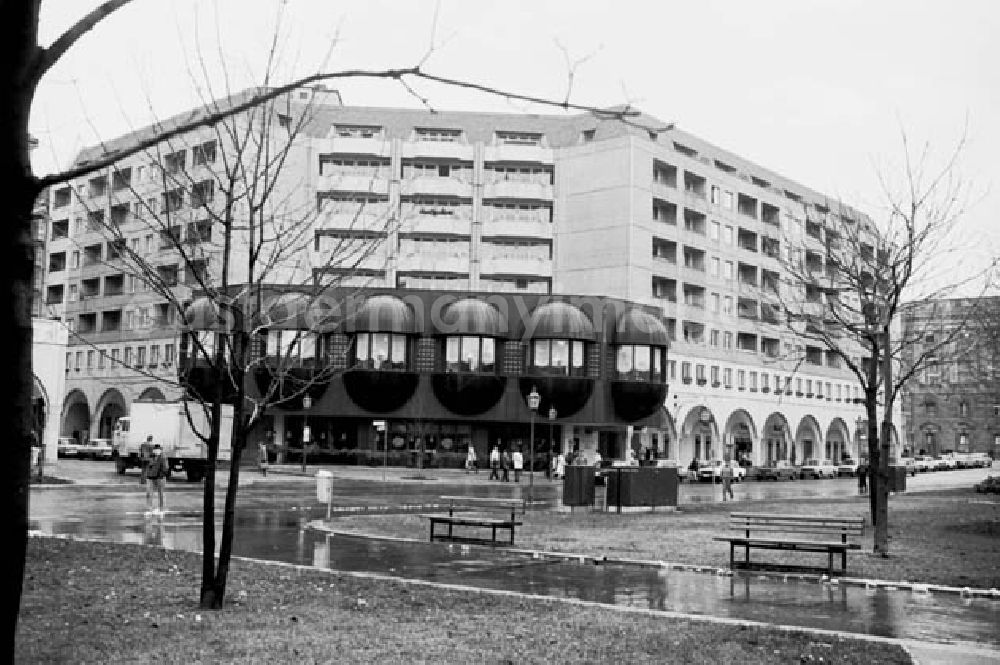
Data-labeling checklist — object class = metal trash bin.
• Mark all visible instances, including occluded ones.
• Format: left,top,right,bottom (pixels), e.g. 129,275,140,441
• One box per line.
888,465,906,493
315,470,333,502
562,465,595,507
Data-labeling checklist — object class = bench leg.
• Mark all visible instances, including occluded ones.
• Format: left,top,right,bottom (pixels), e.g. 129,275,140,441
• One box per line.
828,551,834,575
492,525,497,545
745,543,750,568
730,542,735,569
448,521,453,540
842,550,847,574
509,525,514,546
429,521,435,542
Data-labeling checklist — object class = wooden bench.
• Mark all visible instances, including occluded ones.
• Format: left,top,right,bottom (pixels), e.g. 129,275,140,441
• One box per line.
423,496,526,546
713,512,865,576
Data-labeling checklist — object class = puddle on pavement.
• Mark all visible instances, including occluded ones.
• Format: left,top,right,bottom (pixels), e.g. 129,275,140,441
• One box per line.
30,504,1000,649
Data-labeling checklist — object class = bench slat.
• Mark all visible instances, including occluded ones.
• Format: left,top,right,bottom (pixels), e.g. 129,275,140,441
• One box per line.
727,524,864,536
730,512,864,525
715,536,861,550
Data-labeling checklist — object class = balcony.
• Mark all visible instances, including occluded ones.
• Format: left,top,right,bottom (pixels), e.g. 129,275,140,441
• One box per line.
484,144,554,164
401,141,474,161
401,177,474,198
315,248,388,273
318,208,393,234
482,180,553,201
326,136,391,158
316,174,390,195
479,256,552,278
396,253,470,274
480,219,551,240
401,214,474,236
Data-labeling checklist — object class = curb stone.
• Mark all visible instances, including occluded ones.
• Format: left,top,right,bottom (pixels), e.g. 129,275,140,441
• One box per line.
307,521,1000,599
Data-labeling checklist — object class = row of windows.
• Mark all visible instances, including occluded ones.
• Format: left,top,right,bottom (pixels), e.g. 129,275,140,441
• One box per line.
330,125,545,147
53,142,218,207
244,330,668,384
672,359,861,400
66,343,175,371
317,157,553,185
919,400,1000,418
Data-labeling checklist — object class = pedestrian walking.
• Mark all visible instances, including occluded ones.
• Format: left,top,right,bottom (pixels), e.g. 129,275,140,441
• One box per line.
687,457,699,483
512,447,524,482
139,435,154,485
857,461,868,494
144,444,169,516
553,452,566,479
501,448,511,482
258,438,269,477
465,444,478,474
489,444,500,480
721,460,735,501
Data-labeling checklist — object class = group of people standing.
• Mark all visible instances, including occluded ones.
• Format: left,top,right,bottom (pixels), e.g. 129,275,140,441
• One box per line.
464,444,600,481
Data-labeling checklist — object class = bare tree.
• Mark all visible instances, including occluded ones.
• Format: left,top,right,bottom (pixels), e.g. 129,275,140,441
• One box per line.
6,2,666,648
771,131,993,555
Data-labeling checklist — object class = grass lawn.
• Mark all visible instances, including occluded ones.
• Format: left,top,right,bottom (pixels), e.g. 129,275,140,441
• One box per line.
17,537,911,664
335,489,1000,589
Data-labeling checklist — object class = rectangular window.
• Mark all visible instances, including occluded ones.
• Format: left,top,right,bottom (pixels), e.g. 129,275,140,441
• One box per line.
136,346,146,367
724,368,733,388
533,340,549,367
724,225,734,245
123,347,132,366
738,370,746,389
87,350,94,369
164,344,175,364
710,329,720,346
749,372,757,391
711,366,720,384
150,345,160,365
723,332,733,350
710,221,720,241
761,373,769,391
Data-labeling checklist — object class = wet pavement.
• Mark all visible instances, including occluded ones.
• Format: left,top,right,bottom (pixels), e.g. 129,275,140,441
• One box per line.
29,463,1000,654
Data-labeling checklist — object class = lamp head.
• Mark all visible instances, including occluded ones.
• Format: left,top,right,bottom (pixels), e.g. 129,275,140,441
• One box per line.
527,386,540,411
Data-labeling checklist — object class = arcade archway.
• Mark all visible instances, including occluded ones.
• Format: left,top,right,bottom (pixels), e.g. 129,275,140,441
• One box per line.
825,417,851,463
678,405,719,463
723,409,757,465
61,390,91,443
95,389,127,439
794,415,823,464
762,412,791,464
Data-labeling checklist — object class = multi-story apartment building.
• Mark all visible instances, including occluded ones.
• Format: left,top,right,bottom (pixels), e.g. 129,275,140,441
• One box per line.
901,297,1000,458
46,87,873,466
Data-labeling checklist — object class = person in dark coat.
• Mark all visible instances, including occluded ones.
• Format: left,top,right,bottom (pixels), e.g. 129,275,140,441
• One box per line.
857,460,868,494
501,447,511,482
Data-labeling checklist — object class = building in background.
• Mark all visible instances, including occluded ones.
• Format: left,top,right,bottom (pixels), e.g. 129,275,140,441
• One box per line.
901,297,1000,458
44,88,876,466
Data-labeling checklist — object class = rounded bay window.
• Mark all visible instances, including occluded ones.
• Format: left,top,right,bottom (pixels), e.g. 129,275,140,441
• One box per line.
252,292,332,409
432,299,507,415
342,295,419,412
179,297,242,404
611,308,670,422
518,302,595,417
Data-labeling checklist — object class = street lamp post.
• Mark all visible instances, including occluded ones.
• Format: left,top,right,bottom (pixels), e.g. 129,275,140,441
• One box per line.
301,394,313,473
547,407,557,480
527,386,541,500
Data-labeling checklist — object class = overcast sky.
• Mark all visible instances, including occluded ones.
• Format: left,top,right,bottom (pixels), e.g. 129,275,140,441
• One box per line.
33,0,999,291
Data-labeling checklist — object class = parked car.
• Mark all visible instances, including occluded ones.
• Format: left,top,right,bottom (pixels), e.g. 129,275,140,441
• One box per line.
56,436,80,458
697,460,746,483
757,460,797,481
913,455,935,472
973,475,1000,494
931,457,951,471
899,457,917,476
938,454,960,470
799,458,837,479
80,437,114,460
968,453,993,468
837,457,860,477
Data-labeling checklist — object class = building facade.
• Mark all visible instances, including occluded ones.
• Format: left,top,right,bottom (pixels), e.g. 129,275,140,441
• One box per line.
46,88,872,466
901,297,1000,458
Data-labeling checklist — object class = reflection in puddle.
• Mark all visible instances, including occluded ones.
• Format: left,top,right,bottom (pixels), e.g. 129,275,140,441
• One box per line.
30,507,1000,649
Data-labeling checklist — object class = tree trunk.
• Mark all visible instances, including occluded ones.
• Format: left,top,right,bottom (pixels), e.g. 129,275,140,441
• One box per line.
1,4,43,653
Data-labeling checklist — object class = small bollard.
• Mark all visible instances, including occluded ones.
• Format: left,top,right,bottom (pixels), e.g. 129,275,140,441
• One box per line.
315,470,333,519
